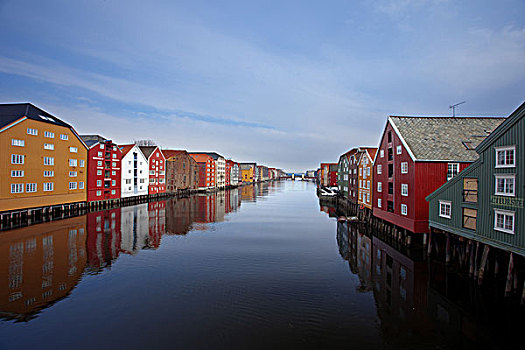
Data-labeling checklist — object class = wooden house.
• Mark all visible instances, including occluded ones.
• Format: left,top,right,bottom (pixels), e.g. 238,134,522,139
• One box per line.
119,144,149,199
373,115,505,234
137,146,166,195
427,102,524,255
358,147,378,210
162,150,199,193
189,153,217,190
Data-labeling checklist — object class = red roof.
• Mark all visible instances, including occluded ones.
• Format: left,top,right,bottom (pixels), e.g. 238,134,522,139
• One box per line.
360,147,378,161
162,149,187,159
119,144,136,157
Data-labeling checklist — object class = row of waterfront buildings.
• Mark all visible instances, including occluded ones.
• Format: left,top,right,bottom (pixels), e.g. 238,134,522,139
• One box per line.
0,103,285,219
319,102,524,256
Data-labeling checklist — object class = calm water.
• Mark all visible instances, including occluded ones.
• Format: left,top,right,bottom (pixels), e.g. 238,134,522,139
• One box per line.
0,181,522,349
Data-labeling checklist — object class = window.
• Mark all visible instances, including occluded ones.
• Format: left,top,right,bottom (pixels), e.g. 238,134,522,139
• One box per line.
69,159,77,166
44,143,54,150
401,162,408,174
112,170,116,175
112,154,117,158
112,162,116,167
380,150,384,158
44,170,54,177
97,161,102,166
96,190,102,196
26,183,37,192
69,182,77,190
97,180,102,187
401,184,408,196
140,179,145,183
159,178,165,183
463,178,478,202
387,201,394,212
388,182,393,195
69,147,78,153
98,151,103,157
97,170,102,175
43,182,54,191
69,171,77,177
44,131,54,138
463,208,477,230
377,182,382,192
27,128,38,135
396,145,402,154
11,184,24,193
79,182,84,189
150,178,156,184
447,163,459,180
401,204,407,215
11,154,24,164
112,180,116,186
11,170,24,177
99,144,104,149
388,164,393,177
387,148,393,161
388,132,392,143
79,160,85,167
11,139,24,147
495,146,515,168
111,190,116,195
439,201,451,218
126,179,131,184
495,175,515,196
494,209,514,234
60,134,68,140
367,180,370,189
44,157,54,165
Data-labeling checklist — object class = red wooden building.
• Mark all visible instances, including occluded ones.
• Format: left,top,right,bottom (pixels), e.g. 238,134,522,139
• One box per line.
138,146,166,195
372,116,505,234
189,153,216,190
81,135,122,203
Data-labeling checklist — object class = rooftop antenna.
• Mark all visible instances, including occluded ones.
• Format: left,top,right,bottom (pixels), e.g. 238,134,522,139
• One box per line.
450,101,466,117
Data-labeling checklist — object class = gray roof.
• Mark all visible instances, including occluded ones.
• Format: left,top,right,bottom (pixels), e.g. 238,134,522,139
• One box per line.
0,103,72,129
390,116,506,161
81,135,108,148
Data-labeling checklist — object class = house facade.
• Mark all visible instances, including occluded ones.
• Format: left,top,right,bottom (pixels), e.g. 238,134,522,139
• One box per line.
0,103,88,212
119,144,149,198
240,163,257,183
138,146,166,195
189,153,216,190
225,160,240,187
81,135,122,203
320,163,337,187
163,150,199,193
427,103,524,255
373,115,505,234
191,152,225,189
358,147,378,210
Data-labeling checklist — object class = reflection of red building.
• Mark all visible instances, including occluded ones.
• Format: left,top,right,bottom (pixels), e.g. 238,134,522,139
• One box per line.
196,194,216,223
147,201,166,249
86,208,122,272
0,216,87,321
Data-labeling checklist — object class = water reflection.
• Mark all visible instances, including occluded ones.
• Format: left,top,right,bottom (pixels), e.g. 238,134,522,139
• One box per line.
0,216,87,321
0,184,263,322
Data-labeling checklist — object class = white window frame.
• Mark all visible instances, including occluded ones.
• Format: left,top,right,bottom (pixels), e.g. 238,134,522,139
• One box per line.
44,170,54,177
447,163,460,181
439,200,451,219
378,198,382,208
60,134,69,140
44,131,54,138
380,150,384,158
401,183,408,196
27,128,38,136
494,209,515,234
11,183,24,193
11,170,24,177
401,204,408,216
11,154,24,164
69,182,77,190
495,146,515,168
97,180,102,187
69,159,78,167
376,164,382,175
26,183,37,192
377,182,382,192
495,174,515,197
79,181,85,189
97,170,102,175
43,182,54,192
79,160,85,167
44,143,54,150
396,145,402,154
69,146,78,153
69,171,77,177
11,139,24,147
44,157,54,166
401,162,408,174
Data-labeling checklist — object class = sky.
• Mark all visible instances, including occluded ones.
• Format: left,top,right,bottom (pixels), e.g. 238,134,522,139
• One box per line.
0,0,524,172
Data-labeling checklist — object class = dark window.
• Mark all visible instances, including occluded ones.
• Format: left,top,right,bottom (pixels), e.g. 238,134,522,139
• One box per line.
388,182,393,194
388,164,393,178
388,131,392,143
387,201,394,212
388,148,393,161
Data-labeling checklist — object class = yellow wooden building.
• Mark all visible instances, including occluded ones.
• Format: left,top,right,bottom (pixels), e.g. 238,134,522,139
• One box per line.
357,147,378,210
0,103,88,212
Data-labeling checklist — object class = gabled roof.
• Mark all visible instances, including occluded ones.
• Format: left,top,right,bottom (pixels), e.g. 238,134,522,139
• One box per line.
338,148,358,162
119,144,137,157
161,149,187,159
358,147,378,163
190,152,224,160
476,101,525,153
81,135,107,148
137,145,159,159
189,153,214,163
389,116,506,162
0,103,72,129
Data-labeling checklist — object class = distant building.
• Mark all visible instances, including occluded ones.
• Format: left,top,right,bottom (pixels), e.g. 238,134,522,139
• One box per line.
0,103,88,212
189,153,217,190
373,115,505,234
81,135,122,203
137,145,166,195
190,152,226,188
119,144,149,198
162,150,199,193
320,163,337,187
357,147,378,210
239,163,257,183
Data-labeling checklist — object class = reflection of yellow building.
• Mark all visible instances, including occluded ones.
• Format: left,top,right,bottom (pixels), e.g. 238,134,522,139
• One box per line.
357,148,377,210
0,216,87,321
0,104,88,212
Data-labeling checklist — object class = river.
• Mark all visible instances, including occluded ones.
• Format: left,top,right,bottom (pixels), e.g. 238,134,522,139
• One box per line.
0,181,522,349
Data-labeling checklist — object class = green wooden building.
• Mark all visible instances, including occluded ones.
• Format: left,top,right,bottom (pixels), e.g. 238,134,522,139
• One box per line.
426,102,524,256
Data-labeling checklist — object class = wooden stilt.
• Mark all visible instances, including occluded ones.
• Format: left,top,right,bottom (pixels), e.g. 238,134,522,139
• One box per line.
445,233,451,264
505,253,514,296
478,245,490,285
427,230,432,255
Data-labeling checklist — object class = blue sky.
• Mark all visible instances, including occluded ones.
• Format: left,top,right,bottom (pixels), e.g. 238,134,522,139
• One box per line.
1,0,524,172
